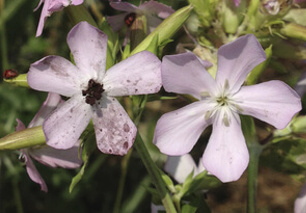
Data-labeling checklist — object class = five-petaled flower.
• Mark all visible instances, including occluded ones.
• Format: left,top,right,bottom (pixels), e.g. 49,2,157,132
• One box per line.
154,34,302,182
16,93,82,192
28,21,162,155
34,0,84,37
107,0,174,33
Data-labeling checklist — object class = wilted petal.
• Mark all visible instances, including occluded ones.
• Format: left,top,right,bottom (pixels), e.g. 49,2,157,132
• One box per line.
107,13,128,32
216,34,266,93
295,183,306,213
36,0,52,37
44,95,92,149
103,51,161,96
22,151,48,192
29,141,82,168
110,2,138,12
154,101,212,155
15,119,26,131
67,21,107,81
165,154,197,183
28,93,62,128
92,96,137,155
28,56,81,97
146,15,163,33
202,111,249,182
233,80,301,129
161,52,217,100
139,1,174,19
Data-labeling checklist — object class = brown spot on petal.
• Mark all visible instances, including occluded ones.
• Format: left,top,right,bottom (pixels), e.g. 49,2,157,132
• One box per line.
123,123,130,132
109,149,112,153
123,142,129,150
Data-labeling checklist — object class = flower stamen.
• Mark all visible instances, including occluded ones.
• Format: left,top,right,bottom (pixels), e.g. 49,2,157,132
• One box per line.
82,79,105,106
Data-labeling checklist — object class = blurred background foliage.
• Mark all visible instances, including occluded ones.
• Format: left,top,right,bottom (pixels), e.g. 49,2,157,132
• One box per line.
1,0,306,212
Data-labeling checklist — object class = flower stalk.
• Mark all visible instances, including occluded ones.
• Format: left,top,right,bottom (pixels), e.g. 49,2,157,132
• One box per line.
134,133,177,213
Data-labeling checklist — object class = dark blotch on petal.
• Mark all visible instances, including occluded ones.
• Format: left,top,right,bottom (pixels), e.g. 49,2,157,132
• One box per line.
123,123,130,132
123,142,129,150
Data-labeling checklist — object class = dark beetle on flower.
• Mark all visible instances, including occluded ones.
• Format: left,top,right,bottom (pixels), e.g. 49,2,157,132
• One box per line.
124,13,136,27
3,69,19,79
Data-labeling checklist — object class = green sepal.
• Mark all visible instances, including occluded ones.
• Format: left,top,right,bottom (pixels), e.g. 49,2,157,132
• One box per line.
220,0,245,34
272,38,306,60
0,126,45,150
240,115,258,145
292,116,306,134
131,5,193,55
187,170,221,194
64,4,98,28
3,74,29,88
161,171,176,194
280,23,306,42
69,130,97,193
283,9,306,27
246,45,272,85
100,18,120,69
188,0,216,28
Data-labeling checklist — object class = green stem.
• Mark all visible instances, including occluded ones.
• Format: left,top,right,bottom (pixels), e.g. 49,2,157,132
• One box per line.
0,0,9,69
12,179,23,213
134,133,177,213
113,149,132,213
247,144,262,213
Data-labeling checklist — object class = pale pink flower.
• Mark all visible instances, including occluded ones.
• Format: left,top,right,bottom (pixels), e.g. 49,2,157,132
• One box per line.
28,21,162,155
164,154,205,184
16,93,82,192
295,183,306,213
107,0,174,33
154,34,301,182
34,0,84,37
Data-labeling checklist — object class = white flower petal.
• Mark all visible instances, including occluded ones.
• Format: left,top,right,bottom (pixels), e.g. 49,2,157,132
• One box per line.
295,183,306,213
202,111,249,182
28,93,62,128
216,34,266,93
103,51,161,96
44,95,92,149
233,80,301,129
154,100,212,155
92,96,137,155
28,56,81,97
22,150,48,192
67,21,107,81
165,154,197,183
29,141,82,168
161,52,217,100
139,1,174,19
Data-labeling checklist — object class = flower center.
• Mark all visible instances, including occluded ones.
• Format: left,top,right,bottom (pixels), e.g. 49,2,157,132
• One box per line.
82,79,105,106
124,13,136,27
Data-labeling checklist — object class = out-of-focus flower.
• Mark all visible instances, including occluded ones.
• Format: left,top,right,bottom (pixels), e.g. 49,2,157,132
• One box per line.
28,21,162,155
234,0,241,7
34,0,84,37
164,154,205,184
154,34,301,183
295,71,306,97
16,93,82,192
295,183,306,213
107,0,174,33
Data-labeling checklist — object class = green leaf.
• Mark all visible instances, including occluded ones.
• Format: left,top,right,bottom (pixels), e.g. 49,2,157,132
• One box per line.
181,203,197,213
69,130,96,193
131,5,193,55
246,45,272,85
260,138,306,175
292,116,306,134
